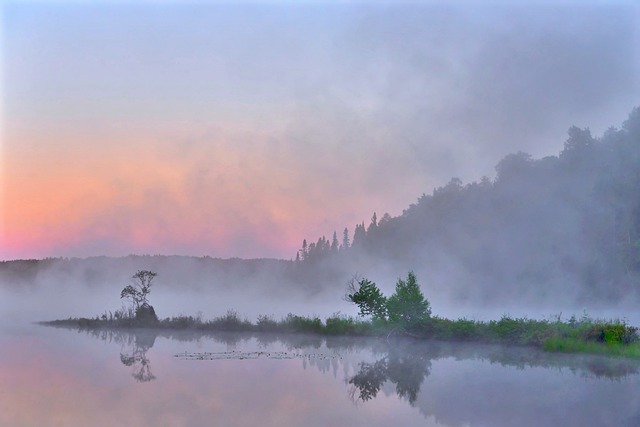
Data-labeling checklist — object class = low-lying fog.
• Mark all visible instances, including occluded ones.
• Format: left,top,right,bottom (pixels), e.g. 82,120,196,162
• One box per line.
2,259,639,329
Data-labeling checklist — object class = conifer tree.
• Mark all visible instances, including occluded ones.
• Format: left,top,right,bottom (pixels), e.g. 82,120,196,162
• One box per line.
342,227,350,250
331,231,339,252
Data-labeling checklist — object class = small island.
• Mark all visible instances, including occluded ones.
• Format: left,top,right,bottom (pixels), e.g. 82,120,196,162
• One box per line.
41,270,640,359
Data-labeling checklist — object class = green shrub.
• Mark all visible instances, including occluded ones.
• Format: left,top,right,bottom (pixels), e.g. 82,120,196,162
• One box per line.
207,310,252,331
449,318,480,340
282,314,324,334
325,315,356,335
582,323,639,345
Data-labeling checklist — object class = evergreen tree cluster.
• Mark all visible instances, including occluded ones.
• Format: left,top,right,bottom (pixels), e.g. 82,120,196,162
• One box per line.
296,212,392,264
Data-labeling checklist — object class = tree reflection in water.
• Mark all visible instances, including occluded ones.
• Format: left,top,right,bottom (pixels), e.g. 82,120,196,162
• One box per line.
41,323,640,393
348,343,431,404
119,331,157,382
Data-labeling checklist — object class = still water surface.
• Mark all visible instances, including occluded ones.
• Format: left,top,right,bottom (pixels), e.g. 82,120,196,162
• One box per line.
1,324,639,427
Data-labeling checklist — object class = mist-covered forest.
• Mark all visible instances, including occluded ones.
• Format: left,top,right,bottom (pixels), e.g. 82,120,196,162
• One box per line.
2,107,640,309
296,107,640,305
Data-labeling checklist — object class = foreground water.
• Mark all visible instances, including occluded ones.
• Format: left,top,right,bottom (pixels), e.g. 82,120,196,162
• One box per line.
1,323,640,427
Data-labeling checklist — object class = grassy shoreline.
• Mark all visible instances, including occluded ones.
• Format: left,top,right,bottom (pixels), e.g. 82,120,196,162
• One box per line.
40,310,640,359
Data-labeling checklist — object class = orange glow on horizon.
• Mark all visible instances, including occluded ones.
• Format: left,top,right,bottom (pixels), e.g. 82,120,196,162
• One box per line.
2,119,390,260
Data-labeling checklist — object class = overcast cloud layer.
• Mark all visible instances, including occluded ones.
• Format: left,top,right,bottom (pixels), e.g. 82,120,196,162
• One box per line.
2,0,639,260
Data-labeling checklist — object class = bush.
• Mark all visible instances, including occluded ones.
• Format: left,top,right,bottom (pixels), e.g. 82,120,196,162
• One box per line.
207,310,252,331
282,314,324,334
162,315,199,329
449,318,480,340
256,314,278,332
325,315,355,335
582,323,639,345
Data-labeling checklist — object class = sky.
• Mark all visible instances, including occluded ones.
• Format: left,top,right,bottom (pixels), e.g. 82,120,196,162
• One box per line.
1,0,639,260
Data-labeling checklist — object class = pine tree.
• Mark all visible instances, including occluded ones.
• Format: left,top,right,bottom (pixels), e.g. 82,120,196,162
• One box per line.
342,227,350,250
387,272,431,329
353,222,366,247
367,212,378,242
331,231,339,252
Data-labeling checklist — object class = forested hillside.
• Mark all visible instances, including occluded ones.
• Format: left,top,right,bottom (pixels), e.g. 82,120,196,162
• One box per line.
297,107,640,304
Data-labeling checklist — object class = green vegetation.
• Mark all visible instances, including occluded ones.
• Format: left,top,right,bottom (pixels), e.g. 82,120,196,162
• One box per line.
347,278,388,321
343,273,640,357
43,309,640,358
386,272,431,330
42,310,371,336
41,271,640,359
427,315,640,349
346,272,430,331
41,309,640,358
542,337,640,359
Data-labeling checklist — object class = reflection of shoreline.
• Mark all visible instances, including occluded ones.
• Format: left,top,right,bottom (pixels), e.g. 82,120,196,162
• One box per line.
31,325,640,427
44,324,640,381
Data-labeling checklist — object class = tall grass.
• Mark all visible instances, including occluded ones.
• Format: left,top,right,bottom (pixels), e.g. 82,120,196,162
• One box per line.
543,337,640,358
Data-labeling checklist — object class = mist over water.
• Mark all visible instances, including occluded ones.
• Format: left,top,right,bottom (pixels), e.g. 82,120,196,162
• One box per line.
0,257,357,328
3,255,639,329
3,247,640,328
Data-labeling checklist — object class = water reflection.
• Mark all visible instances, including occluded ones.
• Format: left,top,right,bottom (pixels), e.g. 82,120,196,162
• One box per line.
36,325,640,427
119,332,156,382
59,325,640,385
348,344,431,404
70,327,160,382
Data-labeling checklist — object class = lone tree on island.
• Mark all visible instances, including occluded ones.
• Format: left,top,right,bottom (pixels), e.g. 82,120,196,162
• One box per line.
121,270,159,324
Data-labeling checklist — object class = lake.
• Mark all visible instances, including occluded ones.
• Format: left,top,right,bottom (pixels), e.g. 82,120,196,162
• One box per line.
1,323,639,427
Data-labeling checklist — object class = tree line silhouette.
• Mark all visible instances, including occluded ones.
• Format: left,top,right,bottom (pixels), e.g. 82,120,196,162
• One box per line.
296,107,640,302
